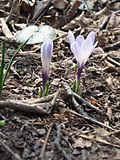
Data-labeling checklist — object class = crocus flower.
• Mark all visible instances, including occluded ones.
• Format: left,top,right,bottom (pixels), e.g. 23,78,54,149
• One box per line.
41,39,53,95
68,30,98,81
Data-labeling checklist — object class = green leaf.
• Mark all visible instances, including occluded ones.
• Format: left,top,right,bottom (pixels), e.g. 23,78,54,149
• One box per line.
72,80,79,93
3,36,31,84
0,120,6,127
39,81,43,97
0,36,31,95
45,80,49,96
0,41,6,94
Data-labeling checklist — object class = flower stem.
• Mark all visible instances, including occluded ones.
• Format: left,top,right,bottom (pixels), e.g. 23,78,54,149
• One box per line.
77,63,84,82
42,70,48,96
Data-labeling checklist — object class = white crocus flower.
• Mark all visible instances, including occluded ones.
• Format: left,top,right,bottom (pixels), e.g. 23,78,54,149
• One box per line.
68,30,97,81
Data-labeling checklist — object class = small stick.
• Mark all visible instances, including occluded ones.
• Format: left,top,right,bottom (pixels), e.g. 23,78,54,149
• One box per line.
71,95,88,116
54,124,72,160
72,92,102,113
66,109,114,131
99,16,110,30
0,92,59,114
0,100,50,114
24,92,57,104
106,56,120,67
39,123,53,160
0,131,9,139
51,90,60,106
103,41,120,51
95,7,108,18
63,82,114,130
79,134,120,148
63,82,102,113
0,18,15,40
0,139,21,160
106,129,120,136
0,9,25,20
46,90,60,114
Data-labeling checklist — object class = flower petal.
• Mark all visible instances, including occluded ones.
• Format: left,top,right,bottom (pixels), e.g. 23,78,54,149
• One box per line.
76,35,85,48
86,31,96,45
68,30,75,45
41,39,53,72
80,36,95,65
71,41,80,63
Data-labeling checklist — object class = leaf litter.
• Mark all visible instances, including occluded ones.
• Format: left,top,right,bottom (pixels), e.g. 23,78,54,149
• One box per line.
0,0,120,160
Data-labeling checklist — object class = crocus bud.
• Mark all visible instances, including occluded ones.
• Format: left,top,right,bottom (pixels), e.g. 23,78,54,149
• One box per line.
41,39,53,95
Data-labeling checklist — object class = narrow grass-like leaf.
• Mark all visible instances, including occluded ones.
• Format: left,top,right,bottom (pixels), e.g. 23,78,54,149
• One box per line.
0,41,6,94
39,81,43,97
0,36,32,95
45,80,49,96
72,64,79,93
72,80,79,93
3,36,32,87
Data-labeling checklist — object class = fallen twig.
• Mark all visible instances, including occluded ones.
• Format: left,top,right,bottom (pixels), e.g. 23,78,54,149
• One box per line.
39,123,53,160
24,93,57,104
94,7,108,18
54,124,72,160
99,16,110,30
79,134,120,148
63,82,114,131
6,0,21,22
0,18,15,40
106,129,120,136
71,95,88,116
65,109,114,131
0,92,60,114
0,100,51,114
103,41,120,51
0,9,25,20
51,90,60,106
106,56,120,67
63,82,102,113
72,92,102,113
0,139,21,160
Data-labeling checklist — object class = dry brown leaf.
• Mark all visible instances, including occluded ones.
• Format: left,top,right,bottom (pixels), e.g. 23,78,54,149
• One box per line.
44,15,66,28
73,137,92,149
51,78,60,86
0,18,15,40
62,12,91,30
6,0,21,22
106,76,113,87
107,12,116,29
95,128,110,137
113,149,120,160
106,107,112,121
66,0,81,22
52,0,68,10
31,0,51,21
93,47,104,55
21,0,35,16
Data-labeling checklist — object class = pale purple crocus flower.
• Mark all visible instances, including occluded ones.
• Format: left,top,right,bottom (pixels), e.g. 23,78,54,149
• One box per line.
68,30,98,81
41,39,53,94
